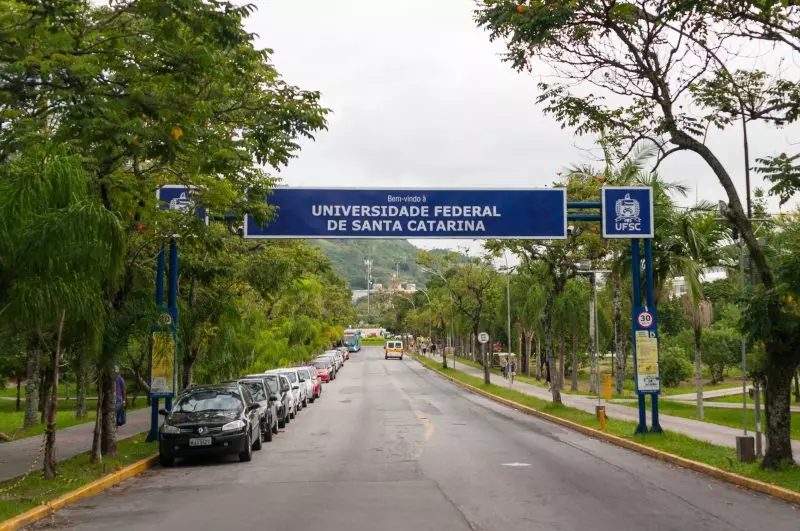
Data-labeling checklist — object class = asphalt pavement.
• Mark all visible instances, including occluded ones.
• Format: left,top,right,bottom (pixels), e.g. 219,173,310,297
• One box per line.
31,347,799,531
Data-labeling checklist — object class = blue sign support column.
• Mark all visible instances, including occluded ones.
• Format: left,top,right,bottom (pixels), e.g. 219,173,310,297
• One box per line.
165,238,178,412
631,239,648,435
147,246,167,443
645,239,663,433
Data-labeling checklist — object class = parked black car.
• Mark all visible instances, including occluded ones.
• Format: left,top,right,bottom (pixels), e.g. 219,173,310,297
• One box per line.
237,378,278,442
159,382,262,466
249,373,292,429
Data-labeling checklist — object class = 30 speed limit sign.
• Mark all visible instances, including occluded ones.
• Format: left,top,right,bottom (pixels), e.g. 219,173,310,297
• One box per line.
636,311,654,329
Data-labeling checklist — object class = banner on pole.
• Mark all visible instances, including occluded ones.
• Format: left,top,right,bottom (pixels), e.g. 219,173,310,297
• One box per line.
150,325,176,397
244,188,567,239
634,330,660,392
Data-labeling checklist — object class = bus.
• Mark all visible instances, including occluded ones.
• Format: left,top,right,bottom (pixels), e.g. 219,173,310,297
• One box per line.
342,329,362,352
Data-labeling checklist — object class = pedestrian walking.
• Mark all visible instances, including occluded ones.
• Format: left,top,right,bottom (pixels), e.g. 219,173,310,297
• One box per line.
501,357,509,379
430,342,437,355
421,343,427,355
115,368,127,427
509,358,517,386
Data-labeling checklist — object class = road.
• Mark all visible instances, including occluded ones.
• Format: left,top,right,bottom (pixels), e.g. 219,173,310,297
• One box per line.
32,346,798,531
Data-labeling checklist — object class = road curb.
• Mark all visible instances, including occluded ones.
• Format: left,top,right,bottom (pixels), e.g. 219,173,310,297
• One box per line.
415,357,800,506
0,454,158,531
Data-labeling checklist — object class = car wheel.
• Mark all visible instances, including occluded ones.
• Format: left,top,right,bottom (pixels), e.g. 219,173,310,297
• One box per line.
159,453,174,467
253,429,263,451
278,412,286,428
272,419,279,434
303,396,308,408
400,355,404,360
239,435,253,462
264,423,273,442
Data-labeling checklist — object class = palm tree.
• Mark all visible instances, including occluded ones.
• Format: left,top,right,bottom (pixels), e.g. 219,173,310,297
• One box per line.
0,143,122,478
660,210,726,419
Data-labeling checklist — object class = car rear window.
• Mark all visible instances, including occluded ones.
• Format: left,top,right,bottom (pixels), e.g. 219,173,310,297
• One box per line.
242,381,266,401
313,361,328,369
283,371,297,383
263,376,279,394
297,368,310,379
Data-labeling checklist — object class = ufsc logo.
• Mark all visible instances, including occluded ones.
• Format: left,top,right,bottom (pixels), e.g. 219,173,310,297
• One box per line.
614,193,641,232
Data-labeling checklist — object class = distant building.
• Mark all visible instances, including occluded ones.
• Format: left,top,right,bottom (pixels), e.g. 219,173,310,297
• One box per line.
667,267,727,299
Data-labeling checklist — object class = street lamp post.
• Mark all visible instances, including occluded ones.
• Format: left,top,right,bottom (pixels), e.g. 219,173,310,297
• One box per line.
421,265,454,369
419,288,433,346
501,254,517,371
364,258,373,323
576,261,611,395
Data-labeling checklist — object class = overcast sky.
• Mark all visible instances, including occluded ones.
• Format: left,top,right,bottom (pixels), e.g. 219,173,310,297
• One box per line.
249,0,799,254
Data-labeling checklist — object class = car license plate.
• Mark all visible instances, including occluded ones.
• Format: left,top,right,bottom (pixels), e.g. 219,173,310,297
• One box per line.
189,437,212,447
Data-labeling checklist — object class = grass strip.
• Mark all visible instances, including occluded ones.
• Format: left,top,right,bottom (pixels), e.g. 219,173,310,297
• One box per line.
415,354,800,494
612,398,800,440
0,399,147,443
0,432,157,521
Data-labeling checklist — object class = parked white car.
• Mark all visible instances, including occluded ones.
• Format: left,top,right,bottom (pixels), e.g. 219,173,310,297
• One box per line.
267,368,309,409
324,350,343,370
295,367,316,404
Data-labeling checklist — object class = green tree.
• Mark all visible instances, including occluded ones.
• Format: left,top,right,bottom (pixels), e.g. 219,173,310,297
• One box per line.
475,0,800,468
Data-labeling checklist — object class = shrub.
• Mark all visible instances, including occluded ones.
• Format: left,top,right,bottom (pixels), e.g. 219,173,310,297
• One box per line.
660,346,694,387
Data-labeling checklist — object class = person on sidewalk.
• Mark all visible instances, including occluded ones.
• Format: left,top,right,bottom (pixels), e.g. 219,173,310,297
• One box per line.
430,342,437,356
115,368,127,427
510,359,516,386
501,357,509,379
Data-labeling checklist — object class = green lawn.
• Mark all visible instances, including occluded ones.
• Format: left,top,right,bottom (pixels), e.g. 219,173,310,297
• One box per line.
361,337,386,346
0,432,157,522
0,398,146,443
414,354,800,494
614,399,800,440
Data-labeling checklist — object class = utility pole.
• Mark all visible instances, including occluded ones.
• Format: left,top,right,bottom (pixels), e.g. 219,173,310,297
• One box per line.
364,258,373,323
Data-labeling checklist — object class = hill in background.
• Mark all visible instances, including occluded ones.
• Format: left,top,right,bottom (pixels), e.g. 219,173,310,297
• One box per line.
313,239,440,290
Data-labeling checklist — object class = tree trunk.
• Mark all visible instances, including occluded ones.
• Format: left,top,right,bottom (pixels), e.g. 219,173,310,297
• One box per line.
543,289,561,404
558,329,566,391
44,309,66,480
39,368,50,425
570,328,579,392
793,370,799,404
15,376,22,412
100,371,117,458
23,347,41,429
525,331,534,379
694,326,704,420
518,328,525,375
762,354,796,468
589,273,598,394
183,352,197,389
613,272,624,395
75,354,88,420
90,378,102,464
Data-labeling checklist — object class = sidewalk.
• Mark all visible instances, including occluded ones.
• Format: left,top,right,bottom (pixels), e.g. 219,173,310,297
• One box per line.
669,386,750,401
0,407,152,482
430,354,800,455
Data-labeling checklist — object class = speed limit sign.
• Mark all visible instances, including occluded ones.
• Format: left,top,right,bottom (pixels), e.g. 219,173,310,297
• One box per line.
637,311,654,329
477,332,490,344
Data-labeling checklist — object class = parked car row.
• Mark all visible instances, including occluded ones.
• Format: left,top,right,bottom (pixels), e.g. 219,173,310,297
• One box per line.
158,347,351,466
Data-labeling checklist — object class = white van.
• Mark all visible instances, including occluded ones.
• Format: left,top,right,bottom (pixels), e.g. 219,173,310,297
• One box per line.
384,340,404,360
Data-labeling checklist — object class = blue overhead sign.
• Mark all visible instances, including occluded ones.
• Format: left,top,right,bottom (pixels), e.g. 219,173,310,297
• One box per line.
244,188,567,239
601,187,654,239
157,185,208,224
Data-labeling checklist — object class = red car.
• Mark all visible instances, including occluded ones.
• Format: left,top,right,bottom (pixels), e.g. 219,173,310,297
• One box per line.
311,359,332,383
306,366,322,399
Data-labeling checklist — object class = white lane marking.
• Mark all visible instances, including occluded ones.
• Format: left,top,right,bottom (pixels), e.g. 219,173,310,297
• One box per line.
501,462,531,467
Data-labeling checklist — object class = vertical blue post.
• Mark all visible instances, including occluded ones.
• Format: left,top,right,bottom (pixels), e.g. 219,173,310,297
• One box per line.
631,239,648,434
147,246,167,443
167,238,179,399
644,239,663,433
